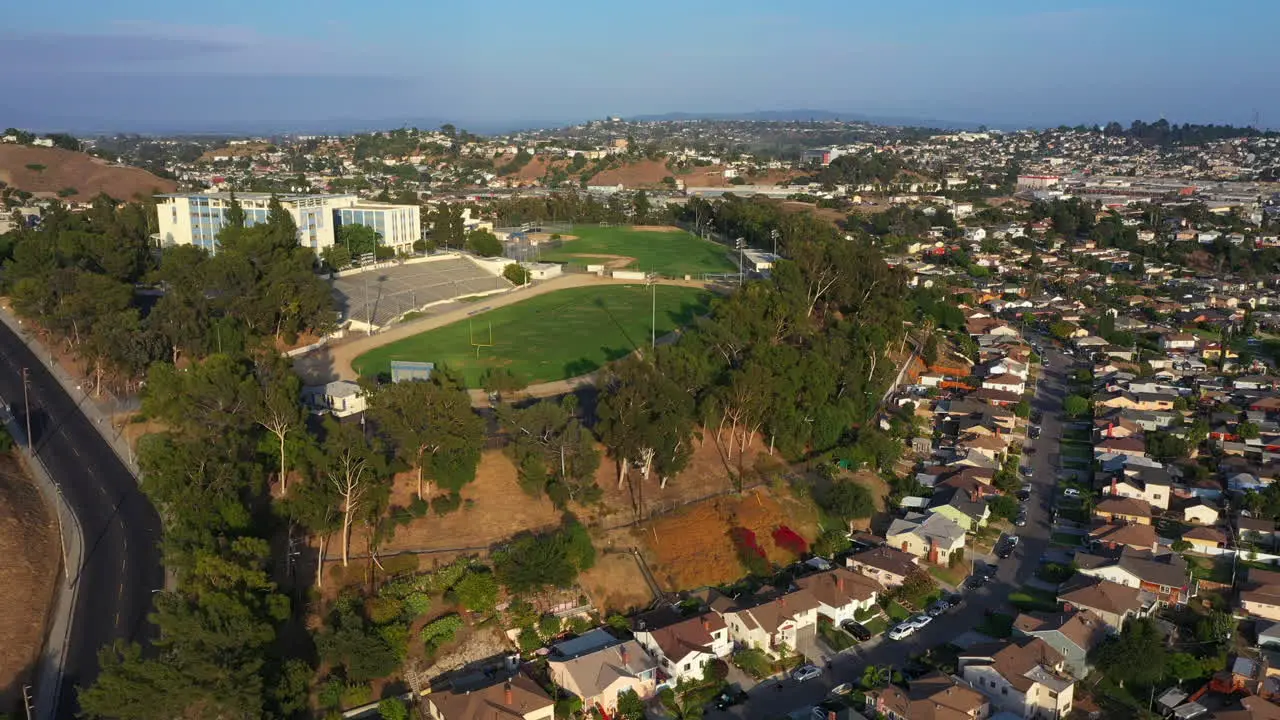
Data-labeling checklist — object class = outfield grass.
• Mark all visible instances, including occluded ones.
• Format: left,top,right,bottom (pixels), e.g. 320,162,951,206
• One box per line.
537,225,736,276
353,285,712,386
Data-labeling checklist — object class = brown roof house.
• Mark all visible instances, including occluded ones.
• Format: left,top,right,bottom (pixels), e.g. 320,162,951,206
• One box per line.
1093,496,1154,526
1073,546,1193,606
1013,610,1108,679
1089,521,1158,553
793,568,884,625
425,675,554,720
631,610,731,685
847,546,920,588
1057,575,1152,633
958,637,1076,720
1240,569,1280,623
716,588,821,659
548,640,660,713
863,670,989,720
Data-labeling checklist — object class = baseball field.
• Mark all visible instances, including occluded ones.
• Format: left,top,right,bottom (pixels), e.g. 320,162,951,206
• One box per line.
535,224,736,276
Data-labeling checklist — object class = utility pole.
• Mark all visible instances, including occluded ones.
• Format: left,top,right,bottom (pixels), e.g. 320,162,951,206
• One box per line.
735,237,745,284
771,227,780,257
22,685,33,720
363,271,371,335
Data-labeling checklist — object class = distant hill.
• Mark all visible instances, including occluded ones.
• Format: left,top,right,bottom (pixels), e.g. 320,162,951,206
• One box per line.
627,109,986,130
0,145,176,201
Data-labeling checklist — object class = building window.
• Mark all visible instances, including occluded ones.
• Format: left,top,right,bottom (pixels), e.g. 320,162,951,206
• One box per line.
683,663,691,672
1001,687,1007,696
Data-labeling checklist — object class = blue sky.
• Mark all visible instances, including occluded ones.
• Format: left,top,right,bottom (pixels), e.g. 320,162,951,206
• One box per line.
3,0,1278,133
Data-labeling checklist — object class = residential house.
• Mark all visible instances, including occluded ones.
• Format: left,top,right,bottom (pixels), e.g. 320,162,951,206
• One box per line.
716,589,820,658
1215,696,1280,720
1106,473,1171,511
548,641,659,712
1240,569,1280,622
928,484,992,531
302,380,367,417
793,568,883,624
1089,521,1158,552
424,676,555,720
981,373,1027,395
1094,437,1148,458
1057,575,1151,632
1181,498,1221,526
1073,546,1192,605
1182,526,1230,555
863,671,990,720
1093,497,1154,526
631,610,731,685
847,546,920,588
886,512,966,566
958,638,1075,720
1013,610,1108,680
1159,333,1199,351
1240,516,1280,550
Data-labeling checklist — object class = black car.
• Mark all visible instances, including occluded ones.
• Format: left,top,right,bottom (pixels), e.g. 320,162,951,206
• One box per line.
713,689,748,711
840,620,872,641
1029,425,1042,439
964,574,986,590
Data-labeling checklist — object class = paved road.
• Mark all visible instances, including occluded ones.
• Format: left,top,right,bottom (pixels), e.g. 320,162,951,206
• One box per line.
0,322,163,717
725,344,1072,720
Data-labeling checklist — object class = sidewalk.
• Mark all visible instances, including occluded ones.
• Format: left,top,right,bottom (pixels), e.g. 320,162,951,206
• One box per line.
0,308,140,476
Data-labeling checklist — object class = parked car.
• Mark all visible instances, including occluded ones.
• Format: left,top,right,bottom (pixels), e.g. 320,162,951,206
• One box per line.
811,701,845,720
1029,426,1042,439
1063,487,1081,498
927,601,950,616
713,689,748,711
840,620,872,640
908,614,933,630
888,623,916,640
792,664,822,683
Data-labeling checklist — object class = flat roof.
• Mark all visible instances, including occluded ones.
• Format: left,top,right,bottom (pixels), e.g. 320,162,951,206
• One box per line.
155,191,354,201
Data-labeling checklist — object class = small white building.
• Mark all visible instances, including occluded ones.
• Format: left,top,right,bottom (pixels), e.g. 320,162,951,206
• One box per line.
302,380,367,417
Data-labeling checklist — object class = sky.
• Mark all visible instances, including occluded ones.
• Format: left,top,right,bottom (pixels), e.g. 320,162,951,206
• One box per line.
3,0,1279,134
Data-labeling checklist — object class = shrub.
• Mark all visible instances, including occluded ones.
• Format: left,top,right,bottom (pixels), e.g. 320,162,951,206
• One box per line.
732,648,775,679
340,683,373,709
432,491,463,516
449,568,499,612
379,698,410,720
403,592,433,617
517,627,543,652
421,614,465,651
365,596,405,625
772,526,808,557
409,495,430,517
538,614,562,638
729,527,770,576
318,678,344,709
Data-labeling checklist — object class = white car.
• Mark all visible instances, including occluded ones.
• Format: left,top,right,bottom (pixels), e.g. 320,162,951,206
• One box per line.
1063,488,1081,498
907,614,933,629
888,623,916,640
792,664,822,683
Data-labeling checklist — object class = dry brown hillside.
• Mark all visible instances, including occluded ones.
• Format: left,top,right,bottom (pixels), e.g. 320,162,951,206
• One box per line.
0,453,58,710
586,159,674,187
0,145,176,200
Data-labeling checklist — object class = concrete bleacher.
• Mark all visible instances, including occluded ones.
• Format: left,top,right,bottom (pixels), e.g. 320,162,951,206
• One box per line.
332,256,509,329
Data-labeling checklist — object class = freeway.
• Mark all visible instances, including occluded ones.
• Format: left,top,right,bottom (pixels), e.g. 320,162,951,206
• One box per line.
0,321,164,717
726,344,1074,720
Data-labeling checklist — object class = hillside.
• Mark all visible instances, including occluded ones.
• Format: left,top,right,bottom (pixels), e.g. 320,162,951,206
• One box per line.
586,158,674,187
0,145,177,201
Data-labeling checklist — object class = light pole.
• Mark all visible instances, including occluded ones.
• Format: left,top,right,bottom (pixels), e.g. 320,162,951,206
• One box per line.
735,237,745,284
649,274,656,353
21,367,31,450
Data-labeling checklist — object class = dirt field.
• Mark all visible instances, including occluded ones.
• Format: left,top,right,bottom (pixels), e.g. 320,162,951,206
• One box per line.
0,145,176,200
0,453,58,710
641,488,818,590
587,159,675,187
344,450,564,558
527,232,579,243
578,544,655,614
630,225,682,233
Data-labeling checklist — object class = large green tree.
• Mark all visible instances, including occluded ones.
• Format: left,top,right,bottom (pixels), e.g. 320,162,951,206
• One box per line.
368,376,484,499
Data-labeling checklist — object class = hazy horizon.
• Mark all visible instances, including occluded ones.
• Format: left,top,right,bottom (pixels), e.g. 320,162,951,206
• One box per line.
4,0,1279,135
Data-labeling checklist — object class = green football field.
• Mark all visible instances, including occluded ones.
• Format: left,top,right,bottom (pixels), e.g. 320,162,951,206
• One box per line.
353,285,713,386
535,225,736,276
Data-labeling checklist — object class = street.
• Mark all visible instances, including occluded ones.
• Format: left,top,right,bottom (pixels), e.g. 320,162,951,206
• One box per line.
0,321,164,717
726,344,1072,720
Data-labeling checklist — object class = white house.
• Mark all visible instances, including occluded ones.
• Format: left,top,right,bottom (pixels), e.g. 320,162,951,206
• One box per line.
302,380,367,417
959,637,1076,720
716,590,820,659
632,611,731,686
793,568,883,624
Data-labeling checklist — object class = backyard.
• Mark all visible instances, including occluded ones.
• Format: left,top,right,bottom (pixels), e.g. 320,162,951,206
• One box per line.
537,225,737,276
353,285,712,385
